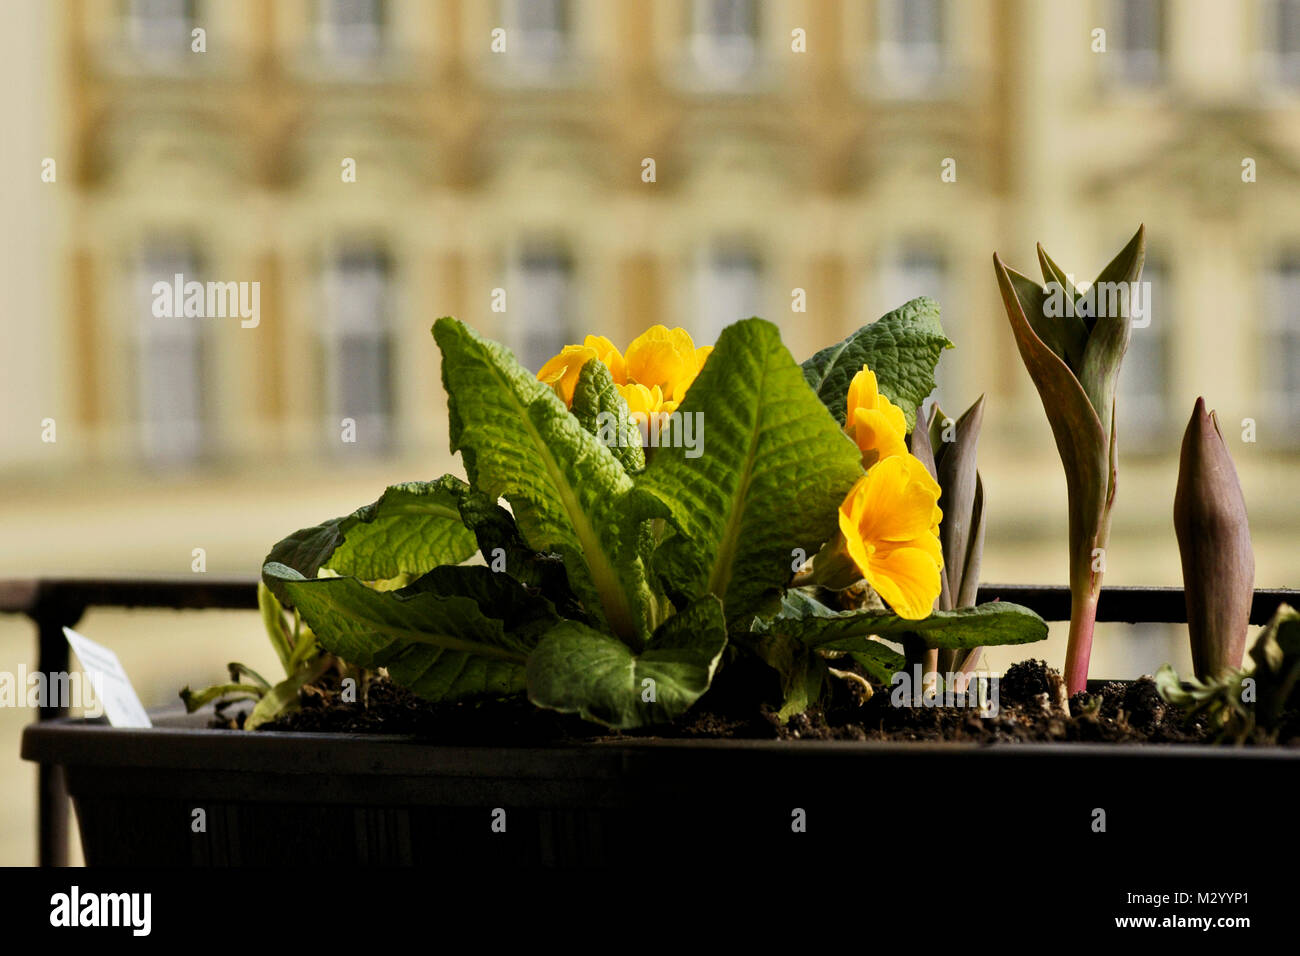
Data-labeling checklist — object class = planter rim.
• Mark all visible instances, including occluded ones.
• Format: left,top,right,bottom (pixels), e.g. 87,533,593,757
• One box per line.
23,711,1300,777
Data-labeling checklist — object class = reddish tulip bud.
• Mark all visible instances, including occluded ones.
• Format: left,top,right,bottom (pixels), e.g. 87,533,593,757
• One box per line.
1173,398,1254,680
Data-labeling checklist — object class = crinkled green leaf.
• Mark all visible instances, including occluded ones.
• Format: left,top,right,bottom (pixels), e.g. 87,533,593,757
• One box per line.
526,597,727,729
262,476,478,585
747,628,829,721
850,643,907,685
760,588,841,625
776,650,828,721
454,487,587,620
1249,604,1300,727
800,297,952,431
263,563,558,702
632,319,862,628
571,357,645,474
761,600,1048,652
433,317,657,646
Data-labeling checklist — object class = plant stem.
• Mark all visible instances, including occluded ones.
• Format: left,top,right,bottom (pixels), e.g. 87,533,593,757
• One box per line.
1064,585,1099,696
923,648,940,701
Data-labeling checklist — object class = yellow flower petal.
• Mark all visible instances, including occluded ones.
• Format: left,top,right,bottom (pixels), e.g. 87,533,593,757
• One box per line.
625,325,701,402
536,344,599,407
583,335,626,383
618,382,660,418
836,454,944,620
865,545,946,621
848,407,909,468
844,365,908,468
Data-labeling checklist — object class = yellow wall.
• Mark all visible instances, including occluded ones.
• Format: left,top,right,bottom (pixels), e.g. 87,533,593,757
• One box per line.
2,0,1300,862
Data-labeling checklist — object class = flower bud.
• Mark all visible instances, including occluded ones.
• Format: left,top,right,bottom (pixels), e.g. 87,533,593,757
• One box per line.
1174,398,1254,680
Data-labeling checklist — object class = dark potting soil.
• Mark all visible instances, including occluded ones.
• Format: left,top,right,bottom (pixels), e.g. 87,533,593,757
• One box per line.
213,659,1250,746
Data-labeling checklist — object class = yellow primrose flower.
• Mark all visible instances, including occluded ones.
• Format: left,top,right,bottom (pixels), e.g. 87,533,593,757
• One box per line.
624,325,706,403
618,382,678,419
845,366,908,468
539,327,711,409
536,344,599,406
837,454,944,620
583,334,627,383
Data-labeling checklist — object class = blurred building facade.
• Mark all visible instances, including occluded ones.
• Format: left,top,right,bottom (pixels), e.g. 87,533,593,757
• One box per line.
3,0,1300,597
10,0,1300,867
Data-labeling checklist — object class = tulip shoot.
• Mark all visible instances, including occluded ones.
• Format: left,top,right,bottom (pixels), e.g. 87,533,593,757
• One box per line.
994,227,1145,695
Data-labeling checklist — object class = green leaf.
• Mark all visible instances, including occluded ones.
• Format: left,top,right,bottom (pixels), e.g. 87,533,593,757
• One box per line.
258,581,294,674
633,319,862,627
571,357,645,474
263,562,558,702
800,297,952,431
776,650,828,721
747,628,829,721
850,643,907,685
227,662,272,691
763,601,1048,653
761,588,841,624
1248,603,1300,727
454,487,587,619
924,397,987,610
179,682,263,713
244,656,333,731
994,252,1110,599
262,476,479,585
433,317,658,646
526,596,728,729
1077,225,1145,445
1028,252,1090,368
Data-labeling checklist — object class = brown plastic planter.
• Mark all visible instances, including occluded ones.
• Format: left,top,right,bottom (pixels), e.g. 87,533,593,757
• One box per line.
13,580,1300,870
22,706,1299,869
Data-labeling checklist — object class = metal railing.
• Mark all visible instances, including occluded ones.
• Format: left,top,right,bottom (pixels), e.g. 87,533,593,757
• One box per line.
3,576,1297,867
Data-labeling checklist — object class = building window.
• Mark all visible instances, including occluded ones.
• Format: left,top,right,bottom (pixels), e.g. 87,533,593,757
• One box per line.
321,246,394,455
875,246,950,401
315,0,387,62
876,0,946,93
501,0,571,77
124,0,196,62
696,245,762,345
509,246,575,373
1264,0,1300,87
1117,260,1170,441
1109,0,1165,87
1262,256,1300,431
135,241,206,466
690,0,759,84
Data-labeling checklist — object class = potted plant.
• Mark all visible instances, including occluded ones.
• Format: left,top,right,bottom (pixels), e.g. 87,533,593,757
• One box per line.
24,232,1299,874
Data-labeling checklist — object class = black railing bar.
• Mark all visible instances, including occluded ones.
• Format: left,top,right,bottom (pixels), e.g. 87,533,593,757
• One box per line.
977,584,1298,627
0,576,261,615
0,577,1295,626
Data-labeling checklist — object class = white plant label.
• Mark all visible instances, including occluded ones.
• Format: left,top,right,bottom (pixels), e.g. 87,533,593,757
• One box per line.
63,627,151,728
